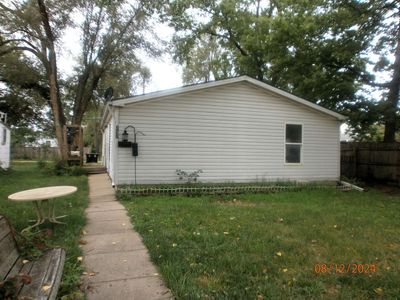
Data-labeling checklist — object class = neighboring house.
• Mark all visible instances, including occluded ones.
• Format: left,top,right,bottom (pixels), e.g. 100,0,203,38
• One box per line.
0,112,11,170
101,76,346,186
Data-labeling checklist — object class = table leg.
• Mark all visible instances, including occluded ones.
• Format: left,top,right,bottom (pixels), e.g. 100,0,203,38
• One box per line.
48,199,67,224
22,201,45,233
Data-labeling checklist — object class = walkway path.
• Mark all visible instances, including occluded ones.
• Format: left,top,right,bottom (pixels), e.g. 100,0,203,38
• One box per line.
82,174,172,299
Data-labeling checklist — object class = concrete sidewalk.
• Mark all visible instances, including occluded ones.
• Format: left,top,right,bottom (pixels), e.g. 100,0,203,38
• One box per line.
82,174,172,300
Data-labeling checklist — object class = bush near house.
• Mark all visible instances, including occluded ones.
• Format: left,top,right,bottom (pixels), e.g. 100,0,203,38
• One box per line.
119,189,400,299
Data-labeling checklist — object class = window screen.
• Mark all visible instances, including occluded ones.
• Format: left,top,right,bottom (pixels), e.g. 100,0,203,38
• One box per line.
285,124,302,163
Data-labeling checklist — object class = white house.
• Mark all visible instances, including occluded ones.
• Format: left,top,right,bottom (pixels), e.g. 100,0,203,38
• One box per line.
0,112,11,170
101,76,346,186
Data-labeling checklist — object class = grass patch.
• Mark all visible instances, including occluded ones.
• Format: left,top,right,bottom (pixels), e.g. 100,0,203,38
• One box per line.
119,189,400,299
0,161,88,299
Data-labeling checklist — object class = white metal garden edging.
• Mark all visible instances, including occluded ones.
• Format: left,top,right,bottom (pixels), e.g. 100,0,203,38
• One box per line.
340,181,365,192
117,182,356,197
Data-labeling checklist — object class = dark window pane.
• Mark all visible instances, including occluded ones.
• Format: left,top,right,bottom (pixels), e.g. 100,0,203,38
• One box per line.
286,144,301,163
286,124,302,143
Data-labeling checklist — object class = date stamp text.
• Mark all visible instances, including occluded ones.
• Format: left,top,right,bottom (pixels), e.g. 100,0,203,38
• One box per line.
314,263,377,274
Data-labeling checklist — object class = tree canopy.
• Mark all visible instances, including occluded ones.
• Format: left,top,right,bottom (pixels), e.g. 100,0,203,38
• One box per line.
0,0,163,158
0,51,51,145
168,0,399,141
0,0,399,147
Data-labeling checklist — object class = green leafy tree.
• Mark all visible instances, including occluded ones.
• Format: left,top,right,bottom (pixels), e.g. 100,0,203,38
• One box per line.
131,66,152,94
339,0,400,142
169,0,374,109
169,0,399,140
0,52,51,145
176,35,234,84
0,0,163,159
68,0,161,125
366,0,400,142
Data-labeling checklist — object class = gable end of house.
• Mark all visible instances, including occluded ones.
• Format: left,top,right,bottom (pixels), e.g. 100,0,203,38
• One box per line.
106,76,346,123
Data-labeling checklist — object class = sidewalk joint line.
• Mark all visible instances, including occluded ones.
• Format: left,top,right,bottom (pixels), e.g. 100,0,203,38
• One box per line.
84,248,147,256
85,274,163,284
84,230,132,236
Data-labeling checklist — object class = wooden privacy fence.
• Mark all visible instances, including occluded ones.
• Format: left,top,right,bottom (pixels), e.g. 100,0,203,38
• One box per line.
12,146,60,160
341,142,400,185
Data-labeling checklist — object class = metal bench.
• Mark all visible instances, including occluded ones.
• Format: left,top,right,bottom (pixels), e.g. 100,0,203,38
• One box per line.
0,215,65,299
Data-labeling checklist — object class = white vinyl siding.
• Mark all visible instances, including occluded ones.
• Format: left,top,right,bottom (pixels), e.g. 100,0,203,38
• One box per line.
0,123,10,169
115,82,341,184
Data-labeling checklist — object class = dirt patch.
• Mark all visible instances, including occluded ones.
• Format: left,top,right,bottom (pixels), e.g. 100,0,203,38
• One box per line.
196,274,221,289
324,285,340,298
369,184,400,195
216,199,257,207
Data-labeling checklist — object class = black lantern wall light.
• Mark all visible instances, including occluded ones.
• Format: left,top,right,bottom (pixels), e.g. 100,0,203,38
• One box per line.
117,125,145,184
117,125,145,155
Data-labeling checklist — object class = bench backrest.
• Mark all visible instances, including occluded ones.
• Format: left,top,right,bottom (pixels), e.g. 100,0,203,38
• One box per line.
0,215,20,280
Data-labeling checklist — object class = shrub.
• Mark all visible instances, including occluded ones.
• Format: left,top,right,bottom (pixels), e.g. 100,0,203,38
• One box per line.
42,160,87,176
176,169,203,184
37,160,47,170
52,160,69,176
68,166,87,176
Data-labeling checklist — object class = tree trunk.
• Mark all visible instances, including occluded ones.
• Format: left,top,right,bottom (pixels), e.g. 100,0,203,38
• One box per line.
37,0,68,160
48,67,68,160
72,66,103,126
383,24,400,142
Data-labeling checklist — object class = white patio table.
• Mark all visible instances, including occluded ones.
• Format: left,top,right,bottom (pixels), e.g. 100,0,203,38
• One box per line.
8,186,77,232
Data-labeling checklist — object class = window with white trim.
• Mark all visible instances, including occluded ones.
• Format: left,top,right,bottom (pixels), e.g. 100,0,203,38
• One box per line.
285,124,302,163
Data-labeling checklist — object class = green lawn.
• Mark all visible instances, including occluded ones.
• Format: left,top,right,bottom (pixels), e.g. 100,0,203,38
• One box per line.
0,161,88,299
119,189,400,299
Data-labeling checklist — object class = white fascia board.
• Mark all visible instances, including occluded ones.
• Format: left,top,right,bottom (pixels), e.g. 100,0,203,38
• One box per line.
111,75,347,121
100,102,113,131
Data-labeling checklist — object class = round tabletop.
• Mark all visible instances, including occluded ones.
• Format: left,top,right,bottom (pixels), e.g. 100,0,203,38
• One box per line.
8,186,77,202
